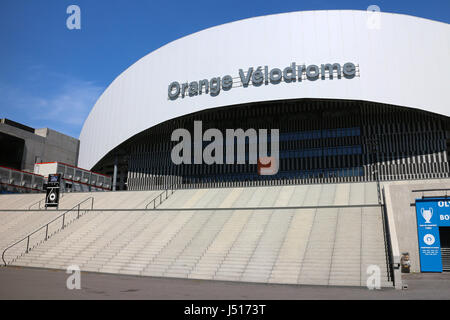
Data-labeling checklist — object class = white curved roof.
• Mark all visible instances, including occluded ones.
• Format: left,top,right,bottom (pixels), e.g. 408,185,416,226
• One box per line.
79,10,450,169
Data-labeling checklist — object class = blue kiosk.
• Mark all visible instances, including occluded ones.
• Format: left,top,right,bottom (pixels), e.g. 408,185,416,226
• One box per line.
415,198,450,272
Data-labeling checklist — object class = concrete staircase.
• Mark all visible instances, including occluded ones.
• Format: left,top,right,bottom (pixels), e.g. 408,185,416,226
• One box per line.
1,183,393,287
0,211,61,254
0,193,43,210
0,190,162,265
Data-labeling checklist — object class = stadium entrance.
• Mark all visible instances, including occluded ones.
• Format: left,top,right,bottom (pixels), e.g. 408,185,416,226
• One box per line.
92,98,450,191
440,227,450,271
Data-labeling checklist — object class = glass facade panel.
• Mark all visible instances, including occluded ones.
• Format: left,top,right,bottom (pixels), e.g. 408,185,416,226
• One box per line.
90,99,450,190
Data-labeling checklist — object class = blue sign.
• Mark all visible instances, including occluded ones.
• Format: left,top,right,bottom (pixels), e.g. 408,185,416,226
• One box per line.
415,198,450,272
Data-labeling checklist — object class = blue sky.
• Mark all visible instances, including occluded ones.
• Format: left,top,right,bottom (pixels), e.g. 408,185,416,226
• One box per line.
0,0,449,138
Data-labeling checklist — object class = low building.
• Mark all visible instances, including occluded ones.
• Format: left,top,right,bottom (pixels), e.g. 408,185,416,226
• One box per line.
0,118,80,172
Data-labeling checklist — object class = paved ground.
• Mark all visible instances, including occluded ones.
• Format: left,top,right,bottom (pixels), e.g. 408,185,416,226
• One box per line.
0,266,450,300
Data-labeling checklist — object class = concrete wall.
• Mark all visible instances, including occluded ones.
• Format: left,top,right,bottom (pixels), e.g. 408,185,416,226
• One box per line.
0,123,79,172
383,178,450,273
35,128,80,167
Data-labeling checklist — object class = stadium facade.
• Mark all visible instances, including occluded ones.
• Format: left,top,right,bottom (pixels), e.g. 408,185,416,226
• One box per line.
78,10,450,191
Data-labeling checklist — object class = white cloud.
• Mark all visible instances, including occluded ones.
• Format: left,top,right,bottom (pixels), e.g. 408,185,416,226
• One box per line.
33,79,104,126
0,73,104,138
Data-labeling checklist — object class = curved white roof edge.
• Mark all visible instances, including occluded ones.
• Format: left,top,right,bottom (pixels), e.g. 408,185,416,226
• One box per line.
79,10,450,169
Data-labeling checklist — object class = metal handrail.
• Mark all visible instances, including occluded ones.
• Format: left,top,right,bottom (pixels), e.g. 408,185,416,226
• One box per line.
380,190,395,284
2,196,94,266
377,173,450,181
411,188,450,192
411,188,450,199
28,198,45,210
145,184,177,210
28,190,65,210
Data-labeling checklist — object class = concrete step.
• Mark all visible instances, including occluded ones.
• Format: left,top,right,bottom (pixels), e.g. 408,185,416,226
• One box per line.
6,183,390,288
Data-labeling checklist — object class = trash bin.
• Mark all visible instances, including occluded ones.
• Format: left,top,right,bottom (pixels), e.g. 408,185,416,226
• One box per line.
401,252,411,273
